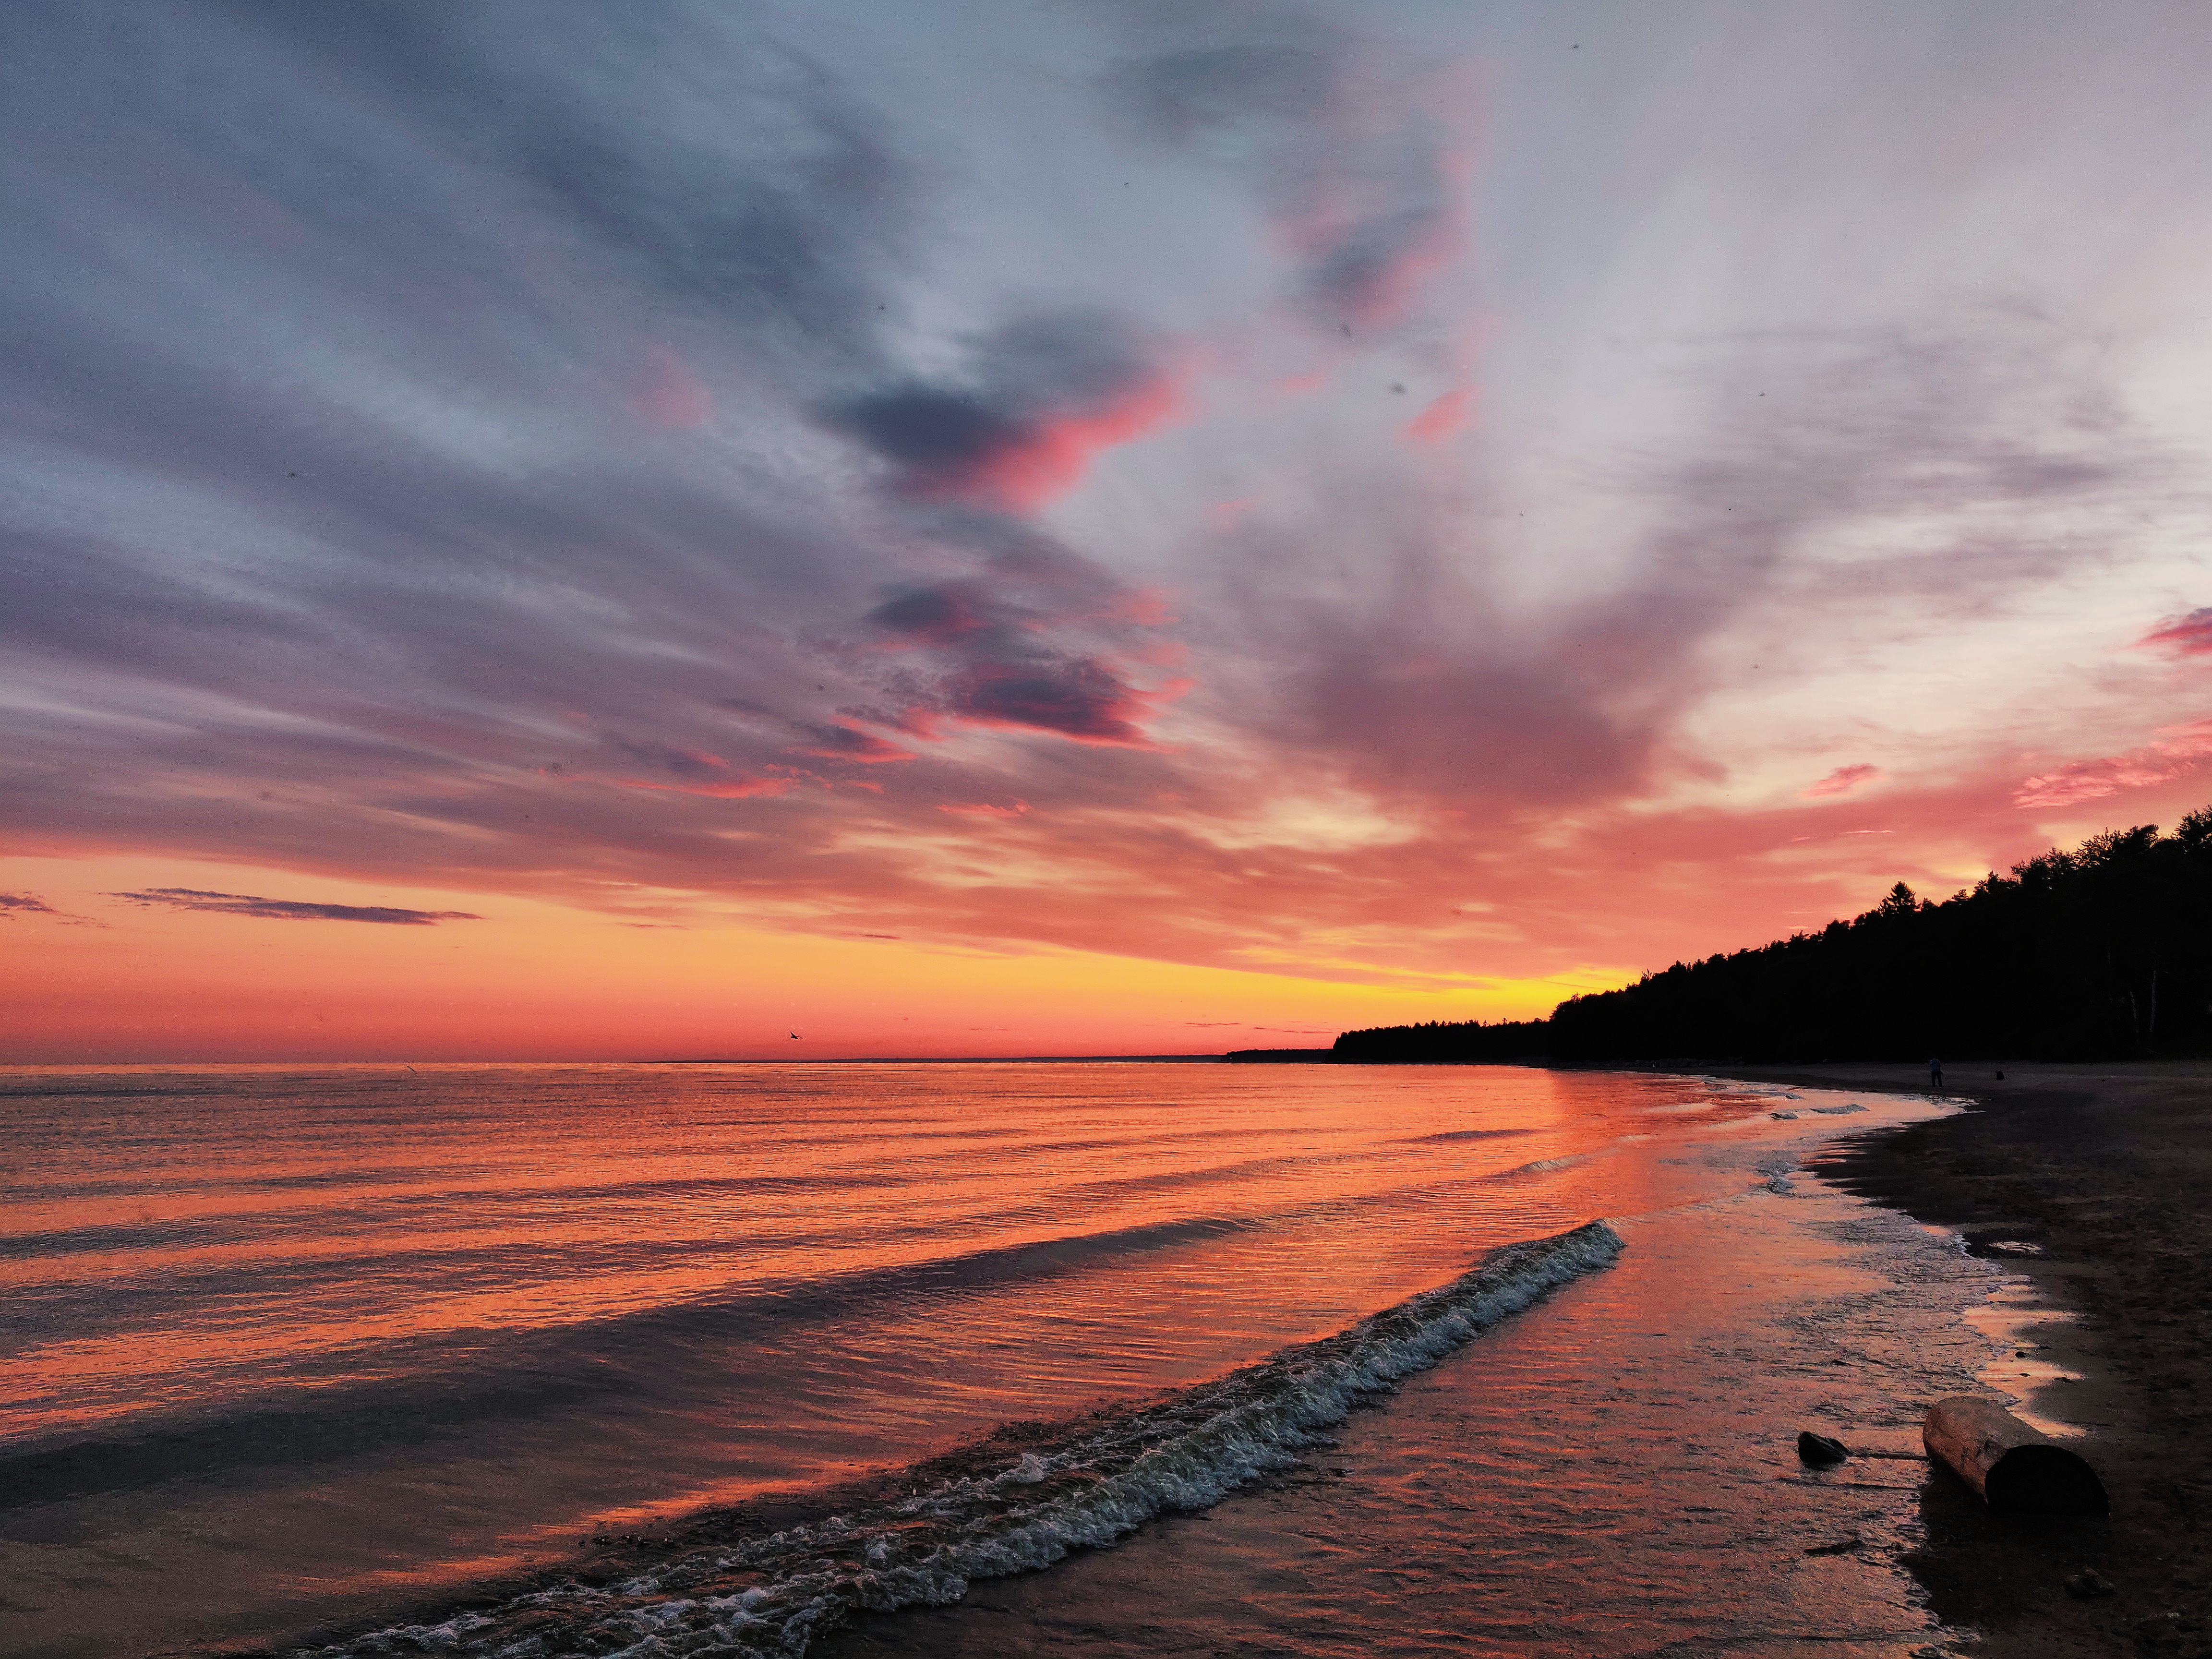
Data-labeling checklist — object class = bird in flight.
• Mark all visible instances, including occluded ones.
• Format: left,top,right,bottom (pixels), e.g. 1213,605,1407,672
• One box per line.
791,1032,801,1039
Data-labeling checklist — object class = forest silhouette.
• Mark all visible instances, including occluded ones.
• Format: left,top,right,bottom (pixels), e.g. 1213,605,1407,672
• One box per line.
1286,806,2212,1065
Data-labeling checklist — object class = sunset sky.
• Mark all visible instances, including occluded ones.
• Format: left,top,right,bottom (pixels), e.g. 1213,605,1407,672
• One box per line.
6,0,2212,1061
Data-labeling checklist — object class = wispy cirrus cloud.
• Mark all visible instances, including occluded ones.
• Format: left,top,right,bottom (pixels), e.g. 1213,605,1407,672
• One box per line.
1803,764,1880,798
2140,607,2212,656
938,801,1032,819
107,890,481,926
1103,12,1470,331
2014,721,2212,808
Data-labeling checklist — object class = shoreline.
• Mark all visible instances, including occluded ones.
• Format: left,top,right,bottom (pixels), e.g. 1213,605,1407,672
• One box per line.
1695,1059,2212,1658
809,1080,2003,1657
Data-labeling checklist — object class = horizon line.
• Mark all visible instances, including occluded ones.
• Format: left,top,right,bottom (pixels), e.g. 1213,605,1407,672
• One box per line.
0,1052,1255,1069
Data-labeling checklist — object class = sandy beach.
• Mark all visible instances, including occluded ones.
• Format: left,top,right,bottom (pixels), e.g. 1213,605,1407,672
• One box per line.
1704,1060,2212,1658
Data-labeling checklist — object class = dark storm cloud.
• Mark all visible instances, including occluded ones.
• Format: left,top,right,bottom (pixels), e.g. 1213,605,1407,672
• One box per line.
107,889,480,925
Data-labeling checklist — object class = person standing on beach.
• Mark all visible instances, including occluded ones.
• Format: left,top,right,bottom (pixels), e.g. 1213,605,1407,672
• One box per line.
1928,1057,1944,1089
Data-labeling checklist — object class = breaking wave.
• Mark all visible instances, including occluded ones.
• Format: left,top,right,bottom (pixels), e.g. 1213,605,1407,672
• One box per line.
307,1220,1623,1659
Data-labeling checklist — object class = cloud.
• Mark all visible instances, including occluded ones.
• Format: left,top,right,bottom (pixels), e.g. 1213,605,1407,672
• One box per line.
831,544,1182,746
617,775,797,800
1286,125,1462,330
1,892,59,916
1103,15,1469,329
2014,720,2212,807
631,347,713,431
2140,607,2212,656
1803,764,1881,798
938,658,1161,745
1404,389,1471,443
861,585,1001,649
825,313,1179,510
788,723,914,763
606,736,732,780
286,6,915,371
4,0,2209,1021
106,889,481,925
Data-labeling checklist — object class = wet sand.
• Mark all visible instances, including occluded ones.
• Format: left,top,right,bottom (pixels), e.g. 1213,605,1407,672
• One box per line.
1733,1060,2212,1659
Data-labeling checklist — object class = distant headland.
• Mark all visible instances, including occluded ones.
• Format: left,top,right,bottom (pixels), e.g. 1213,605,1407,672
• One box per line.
1235,805,2212,1066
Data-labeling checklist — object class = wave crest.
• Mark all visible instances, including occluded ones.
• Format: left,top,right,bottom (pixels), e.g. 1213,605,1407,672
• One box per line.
311,1220,1623,1659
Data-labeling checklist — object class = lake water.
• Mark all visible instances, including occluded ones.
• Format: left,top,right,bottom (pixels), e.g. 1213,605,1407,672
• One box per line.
0,1062,2013,1657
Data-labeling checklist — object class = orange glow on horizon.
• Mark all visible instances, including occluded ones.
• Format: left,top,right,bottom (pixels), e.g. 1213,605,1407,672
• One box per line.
0,854,1633,1064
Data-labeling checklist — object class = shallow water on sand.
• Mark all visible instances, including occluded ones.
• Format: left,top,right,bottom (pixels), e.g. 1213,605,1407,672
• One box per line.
819,1171,2003,1658
0,1063,2007,1657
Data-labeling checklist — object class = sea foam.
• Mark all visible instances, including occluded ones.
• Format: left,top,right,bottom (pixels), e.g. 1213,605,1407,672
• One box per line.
310,1220,1623,1659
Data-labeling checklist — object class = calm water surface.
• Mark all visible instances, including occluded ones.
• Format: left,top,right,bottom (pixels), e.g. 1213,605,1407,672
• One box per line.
0,1062,2012,1657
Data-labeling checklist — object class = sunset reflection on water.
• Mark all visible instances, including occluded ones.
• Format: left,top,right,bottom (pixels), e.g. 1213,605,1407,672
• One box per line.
2,1062,1965,1657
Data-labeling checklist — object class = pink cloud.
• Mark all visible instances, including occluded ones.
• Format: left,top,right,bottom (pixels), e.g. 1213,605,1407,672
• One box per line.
2013,718,2212,806
617,776,793,799
1280,122,1474,329
1112,588,1176,628
630,347,712,431
612,748,798,799
788,724,914,764
1403,388,1471,443
938,801,1032,819
926,373,1183,513
1802,763,1881,798
2139,607,2212,656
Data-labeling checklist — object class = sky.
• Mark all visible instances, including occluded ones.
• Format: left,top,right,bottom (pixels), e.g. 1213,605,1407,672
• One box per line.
6,0,2212,1062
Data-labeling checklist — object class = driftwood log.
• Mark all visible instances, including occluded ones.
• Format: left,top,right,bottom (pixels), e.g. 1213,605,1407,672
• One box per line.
1923,1395,2108,1516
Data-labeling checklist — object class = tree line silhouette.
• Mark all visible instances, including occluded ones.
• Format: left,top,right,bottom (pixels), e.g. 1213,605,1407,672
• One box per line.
1308,806,2212,1065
